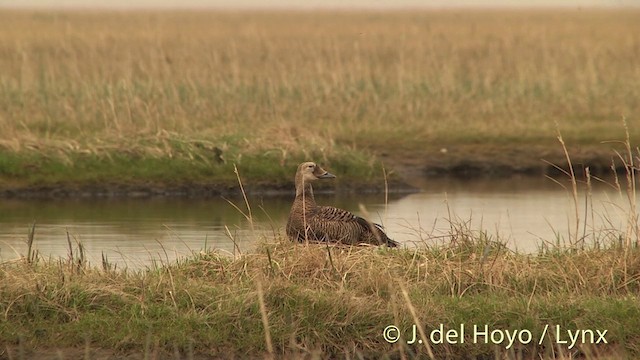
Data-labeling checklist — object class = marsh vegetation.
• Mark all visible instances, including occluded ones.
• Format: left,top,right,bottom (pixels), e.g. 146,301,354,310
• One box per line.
0,9,639,191
2,222,640,359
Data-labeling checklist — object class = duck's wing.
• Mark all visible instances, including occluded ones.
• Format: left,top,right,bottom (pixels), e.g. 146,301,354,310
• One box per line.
310,206,398,247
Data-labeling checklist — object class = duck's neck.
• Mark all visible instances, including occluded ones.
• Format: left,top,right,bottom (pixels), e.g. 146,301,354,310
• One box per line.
294,178,316,211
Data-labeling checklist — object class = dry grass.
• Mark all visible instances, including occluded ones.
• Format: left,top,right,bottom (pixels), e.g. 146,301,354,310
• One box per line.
0,9,638,173
1,226,640,359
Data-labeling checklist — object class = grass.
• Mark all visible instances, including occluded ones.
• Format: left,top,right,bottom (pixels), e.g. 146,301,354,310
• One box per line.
0,140,383,193
0,9,639,189
2,228,640,359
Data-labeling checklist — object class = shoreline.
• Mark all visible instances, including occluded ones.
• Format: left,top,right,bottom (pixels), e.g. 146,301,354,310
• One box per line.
0,180,419,199
0,145,627,199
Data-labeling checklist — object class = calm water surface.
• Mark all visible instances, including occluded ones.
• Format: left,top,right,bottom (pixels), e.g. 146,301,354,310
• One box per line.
0,177,636,269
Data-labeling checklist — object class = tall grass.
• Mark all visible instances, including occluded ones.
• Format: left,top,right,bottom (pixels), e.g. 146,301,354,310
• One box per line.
0,10,638,184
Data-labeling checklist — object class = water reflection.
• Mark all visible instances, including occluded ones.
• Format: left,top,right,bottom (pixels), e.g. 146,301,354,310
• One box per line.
0,176,636,269
0,197,287,269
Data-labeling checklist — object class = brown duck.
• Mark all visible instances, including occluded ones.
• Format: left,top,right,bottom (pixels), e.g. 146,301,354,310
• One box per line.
286,161,398,247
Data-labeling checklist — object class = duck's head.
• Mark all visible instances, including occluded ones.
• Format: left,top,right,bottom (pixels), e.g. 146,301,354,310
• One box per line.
296,161,336,183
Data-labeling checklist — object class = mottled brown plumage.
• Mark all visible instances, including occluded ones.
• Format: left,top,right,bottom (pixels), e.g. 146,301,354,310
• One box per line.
286,161,398,247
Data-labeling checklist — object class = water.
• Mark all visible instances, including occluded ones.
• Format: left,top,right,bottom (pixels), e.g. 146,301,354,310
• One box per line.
0,176,636,269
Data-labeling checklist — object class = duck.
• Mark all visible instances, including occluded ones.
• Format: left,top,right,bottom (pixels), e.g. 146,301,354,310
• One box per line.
286,161,398,247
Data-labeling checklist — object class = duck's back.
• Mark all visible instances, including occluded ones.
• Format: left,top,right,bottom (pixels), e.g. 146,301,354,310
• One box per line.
287,204,397,246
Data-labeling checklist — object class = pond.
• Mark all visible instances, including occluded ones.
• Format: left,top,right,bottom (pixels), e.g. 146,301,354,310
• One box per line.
0,176,636,269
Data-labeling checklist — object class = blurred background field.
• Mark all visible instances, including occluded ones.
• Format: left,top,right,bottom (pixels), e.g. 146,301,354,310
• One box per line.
0,9,638,190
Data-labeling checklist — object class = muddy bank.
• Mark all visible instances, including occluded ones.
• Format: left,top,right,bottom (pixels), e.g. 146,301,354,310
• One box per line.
0,179,417,199
0,145,627,199
382,143,626,182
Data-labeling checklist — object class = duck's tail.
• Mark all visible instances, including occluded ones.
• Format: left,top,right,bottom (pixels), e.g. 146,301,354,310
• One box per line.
368,221,399,247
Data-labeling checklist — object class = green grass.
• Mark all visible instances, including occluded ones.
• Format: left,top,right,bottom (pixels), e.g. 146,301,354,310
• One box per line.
2,230,640,359
0,139,386,192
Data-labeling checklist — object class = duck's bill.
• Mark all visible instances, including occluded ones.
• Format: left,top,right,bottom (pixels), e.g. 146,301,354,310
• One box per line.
318,172,336,179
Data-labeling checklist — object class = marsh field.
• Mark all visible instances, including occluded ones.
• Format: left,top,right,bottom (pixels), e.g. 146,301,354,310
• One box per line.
0,9,639,193
2,8,640,360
